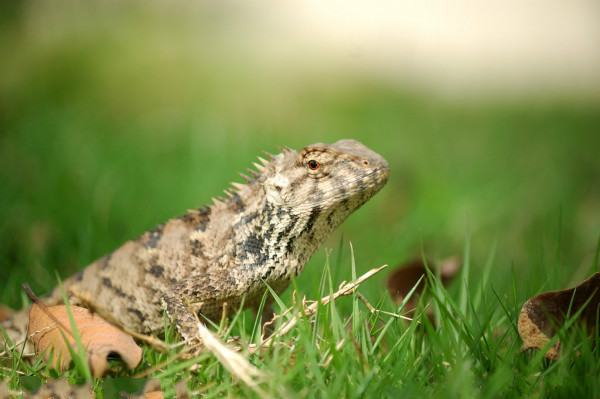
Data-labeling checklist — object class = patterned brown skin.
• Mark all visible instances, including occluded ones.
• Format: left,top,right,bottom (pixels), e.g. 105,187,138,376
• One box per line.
2,139,389,343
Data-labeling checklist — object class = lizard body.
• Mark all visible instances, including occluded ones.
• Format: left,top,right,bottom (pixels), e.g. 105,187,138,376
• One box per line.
2,139,389,342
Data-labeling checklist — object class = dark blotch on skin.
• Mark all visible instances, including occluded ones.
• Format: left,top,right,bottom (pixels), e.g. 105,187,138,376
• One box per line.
335,181,347,200
149,264,164,277
285,238,295,254
326,209,337,227
145,224,164,248
103,277,129,298
239,233,269,265
356,178,367,192
305,206,321,241
179,213,196,225
196,207,211,232
179,207,212,232
305,207,321,233
274,213,299,246
128,307,145,321
242,234,263,256
100,254,112,269
74,270,84,282
190,239,205,257
260,263,277,280
341,198,350,211
236,211,259,228
289,172,306,192
230,193,245,212
264,221,277,243
276,207,287,218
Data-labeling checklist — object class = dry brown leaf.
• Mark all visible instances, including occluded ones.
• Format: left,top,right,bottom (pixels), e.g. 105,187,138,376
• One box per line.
131,379,189,399
0,381,12,398
518,272,600,360
28,304,143,377
138,379,164,399
0,305,14,322
386,256,460,311
144,392,164,399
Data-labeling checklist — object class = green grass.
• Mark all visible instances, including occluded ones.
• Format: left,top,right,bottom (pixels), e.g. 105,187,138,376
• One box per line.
1,4,600,397
2,246,599,398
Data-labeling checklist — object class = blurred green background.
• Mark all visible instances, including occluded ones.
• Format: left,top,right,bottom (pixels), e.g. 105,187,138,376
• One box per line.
0,2,599,310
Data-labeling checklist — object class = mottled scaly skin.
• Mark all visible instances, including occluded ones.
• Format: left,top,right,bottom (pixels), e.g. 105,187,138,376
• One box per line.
2,139,389,343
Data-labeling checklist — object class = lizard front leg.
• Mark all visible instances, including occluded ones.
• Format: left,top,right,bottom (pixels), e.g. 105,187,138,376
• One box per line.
161,292,201,343
161,272,242,343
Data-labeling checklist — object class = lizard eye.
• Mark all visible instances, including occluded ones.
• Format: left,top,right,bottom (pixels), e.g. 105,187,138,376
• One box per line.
307,159,320,170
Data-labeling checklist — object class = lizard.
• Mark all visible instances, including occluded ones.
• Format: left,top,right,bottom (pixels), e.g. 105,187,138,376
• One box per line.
1,139,389,345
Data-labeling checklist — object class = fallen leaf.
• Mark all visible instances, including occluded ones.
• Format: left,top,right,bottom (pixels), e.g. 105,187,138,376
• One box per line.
144,392,164,399
28,304,143,377
386,256,460,311
0,305,14,322
133,379,189,399
518,272,600,360
0,381,10,398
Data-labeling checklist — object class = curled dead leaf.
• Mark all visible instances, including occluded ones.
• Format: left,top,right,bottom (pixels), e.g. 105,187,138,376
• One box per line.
0,381,10,398
518,272,600,360
144,392,164,399
136,379,189,399
0,304,14,322
28,304,142,377
386,256,460,311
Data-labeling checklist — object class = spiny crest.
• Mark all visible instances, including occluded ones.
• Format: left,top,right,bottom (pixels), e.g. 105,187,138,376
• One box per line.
262,150,275,159
245,148,286,180
230,182,246,191
279,145,294,154
211,196,226,206
246,168,260,179
212,146,289,206
239,172,252,182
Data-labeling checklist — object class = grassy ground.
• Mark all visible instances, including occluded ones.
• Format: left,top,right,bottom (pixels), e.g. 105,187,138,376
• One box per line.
1,92,598,398
1,5,600,397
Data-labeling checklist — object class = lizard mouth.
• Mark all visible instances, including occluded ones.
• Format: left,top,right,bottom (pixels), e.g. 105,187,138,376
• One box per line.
363,166,390,190
344,166,389,194
376,166,390,183
341,166,389,208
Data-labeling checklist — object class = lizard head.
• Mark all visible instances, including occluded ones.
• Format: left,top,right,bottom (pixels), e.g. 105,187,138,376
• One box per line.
263,139,389,225
224,139,389,278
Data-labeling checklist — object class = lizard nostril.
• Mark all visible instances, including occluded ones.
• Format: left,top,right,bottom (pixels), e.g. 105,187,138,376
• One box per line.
362,160,369,166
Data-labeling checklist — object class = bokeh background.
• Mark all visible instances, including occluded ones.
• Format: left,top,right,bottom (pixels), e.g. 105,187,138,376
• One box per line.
1,1,599,309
